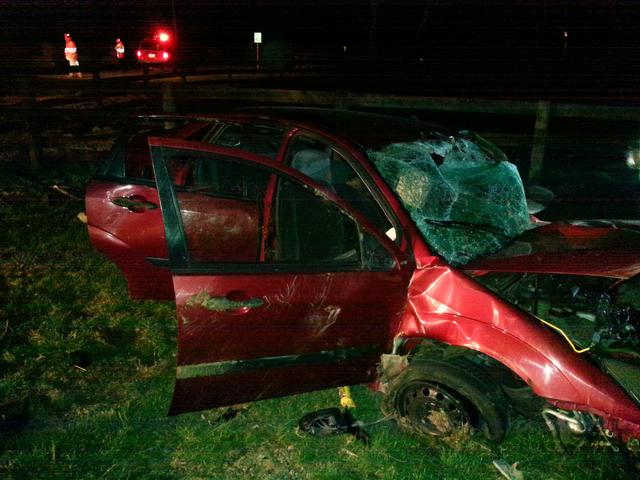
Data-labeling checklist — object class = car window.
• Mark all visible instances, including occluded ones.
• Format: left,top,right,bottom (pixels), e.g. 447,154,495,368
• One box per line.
268,177,360,265
285,135,396,240
155,147,395,270
125,134,155,180
161,150,270,263
165,150,268,200
116,121,210,182
198,122,285,159
267,177,394,269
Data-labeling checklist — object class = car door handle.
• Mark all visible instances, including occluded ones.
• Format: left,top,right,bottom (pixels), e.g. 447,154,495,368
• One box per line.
111,195,157,212
186,291,265,313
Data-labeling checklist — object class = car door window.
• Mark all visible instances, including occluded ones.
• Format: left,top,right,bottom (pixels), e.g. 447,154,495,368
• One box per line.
162,149,270,263
153,146,396,270
285,135,396,240
268,177,395,269
269,177,359,265
125,133,156,180
198,122,285,159
108,120,206,182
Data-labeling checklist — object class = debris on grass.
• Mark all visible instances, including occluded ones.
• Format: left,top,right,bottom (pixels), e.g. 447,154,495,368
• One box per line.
493,459,524,480
297,407,370,444
198,404,250,429
51,184,81,201
341,448,358,458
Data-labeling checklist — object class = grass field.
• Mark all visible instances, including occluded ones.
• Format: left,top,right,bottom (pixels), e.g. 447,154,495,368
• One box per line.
0,160,638,479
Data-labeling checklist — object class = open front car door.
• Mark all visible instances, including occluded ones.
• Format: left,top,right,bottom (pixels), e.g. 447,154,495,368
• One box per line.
148,137,413,415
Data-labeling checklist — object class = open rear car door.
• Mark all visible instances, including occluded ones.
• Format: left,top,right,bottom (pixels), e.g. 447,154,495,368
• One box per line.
148,137,413,414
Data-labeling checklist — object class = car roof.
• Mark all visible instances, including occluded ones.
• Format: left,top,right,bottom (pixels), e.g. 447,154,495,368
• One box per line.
238,107,449,150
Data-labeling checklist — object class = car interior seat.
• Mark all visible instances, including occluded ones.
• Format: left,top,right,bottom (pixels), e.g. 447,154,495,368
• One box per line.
279,149,356,263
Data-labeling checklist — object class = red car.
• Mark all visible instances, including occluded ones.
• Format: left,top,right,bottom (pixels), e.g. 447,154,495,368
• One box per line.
85,108,640,447
136,33,173,66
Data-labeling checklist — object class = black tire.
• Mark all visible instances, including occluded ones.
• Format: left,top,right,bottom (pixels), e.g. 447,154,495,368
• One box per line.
387,358,509,442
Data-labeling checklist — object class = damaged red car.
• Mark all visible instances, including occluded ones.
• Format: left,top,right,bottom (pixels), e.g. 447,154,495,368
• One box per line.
85,108,640,448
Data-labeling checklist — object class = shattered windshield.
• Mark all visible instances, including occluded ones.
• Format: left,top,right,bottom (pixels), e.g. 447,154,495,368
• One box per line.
369,133,530,265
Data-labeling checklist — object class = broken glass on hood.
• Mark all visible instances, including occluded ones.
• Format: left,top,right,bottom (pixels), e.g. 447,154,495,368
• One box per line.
370,133,530,265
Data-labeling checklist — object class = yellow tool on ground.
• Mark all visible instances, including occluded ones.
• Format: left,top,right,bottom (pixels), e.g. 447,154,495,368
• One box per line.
338,386,356,409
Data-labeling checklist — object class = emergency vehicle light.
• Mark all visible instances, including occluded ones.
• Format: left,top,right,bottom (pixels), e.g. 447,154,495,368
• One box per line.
158,32,170,43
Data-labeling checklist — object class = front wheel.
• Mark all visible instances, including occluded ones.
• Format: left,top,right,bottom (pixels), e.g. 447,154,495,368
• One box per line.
386,358,509,442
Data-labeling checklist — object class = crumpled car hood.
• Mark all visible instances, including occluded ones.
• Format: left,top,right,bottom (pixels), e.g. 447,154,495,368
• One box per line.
464,220,640,279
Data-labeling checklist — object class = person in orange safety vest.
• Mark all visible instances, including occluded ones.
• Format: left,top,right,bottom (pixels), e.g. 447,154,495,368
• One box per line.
114,38,125,60
64,33,81,78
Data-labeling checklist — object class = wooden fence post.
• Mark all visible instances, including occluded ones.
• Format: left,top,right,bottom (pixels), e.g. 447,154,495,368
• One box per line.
162,83,177,130
162,83,177,113
24,98,41,171
528,101,551,182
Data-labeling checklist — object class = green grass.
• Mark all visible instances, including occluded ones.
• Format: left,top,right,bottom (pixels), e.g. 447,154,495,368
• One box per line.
0,162,637,479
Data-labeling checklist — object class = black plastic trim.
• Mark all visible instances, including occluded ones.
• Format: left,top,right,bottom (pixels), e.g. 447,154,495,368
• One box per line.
146,257,171,267
151,147,190,265
176,345,380,380
170,261,393,275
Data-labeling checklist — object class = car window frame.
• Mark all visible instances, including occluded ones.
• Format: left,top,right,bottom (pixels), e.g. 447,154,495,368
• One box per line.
285,130,405,247
148,136,411,275
96,121,216,186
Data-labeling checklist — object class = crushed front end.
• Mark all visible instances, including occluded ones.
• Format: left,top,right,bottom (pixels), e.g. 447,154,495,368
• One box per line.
476,272,640,445
367,128,640,448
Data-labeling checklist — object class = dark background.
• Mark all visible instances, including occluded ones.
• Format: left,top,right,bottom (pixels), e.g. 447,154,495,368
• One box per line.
2,1,640,220
3,1,640,84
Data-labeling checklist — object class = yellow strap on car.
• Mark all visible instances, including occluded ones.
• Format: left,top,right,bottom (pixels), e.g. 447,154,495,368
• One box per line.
338,386,356,409
535,315,592,354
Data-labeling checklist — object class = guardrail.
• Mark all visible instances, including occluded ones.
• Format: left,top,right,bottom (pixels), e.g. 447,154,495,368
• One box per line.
4,73,640,180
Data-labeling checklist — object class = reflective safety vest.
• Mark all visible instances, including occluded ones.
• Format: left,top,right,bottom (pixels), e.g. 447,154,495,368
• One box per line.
115,41,125,59
65,40,78,62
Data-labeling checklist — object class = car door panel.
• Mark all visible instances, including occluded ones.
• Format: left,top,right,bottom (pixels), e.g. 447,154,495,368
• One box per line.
85,179,174,299
169,271,406,413
177,192,261,263
149,137,412,415
174,272,407,362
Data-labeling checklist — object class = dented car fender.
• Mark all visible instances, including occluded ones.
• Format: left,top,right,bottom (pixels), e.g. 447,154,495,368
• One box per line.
395,262,640,438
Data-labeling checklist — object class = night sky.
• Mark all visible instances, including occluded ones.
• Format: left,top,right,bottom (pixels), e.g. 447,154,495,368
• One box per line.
3,1,640,58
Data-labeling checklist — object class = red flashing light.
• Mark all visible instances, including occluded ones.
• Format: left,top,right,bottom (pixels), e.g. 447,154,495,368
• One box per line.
158,32,170,43
136,50,142,57
162,51,170,60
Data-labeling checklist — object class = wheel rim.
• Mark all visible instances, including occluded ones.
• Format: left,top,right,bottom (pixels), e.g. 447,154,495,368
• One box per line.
398,381,471,436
